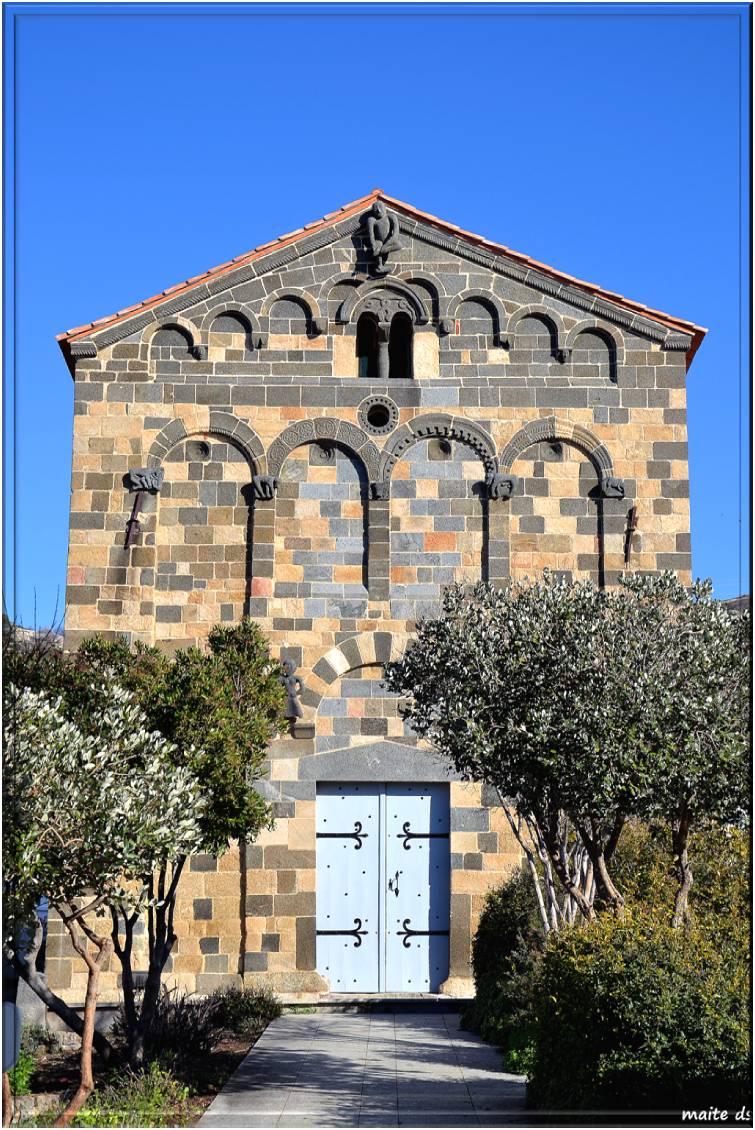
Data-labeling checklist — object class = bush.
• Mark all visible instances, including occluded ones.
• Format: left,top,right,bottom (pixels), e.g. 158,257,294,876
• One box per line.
112,988,225,1064
8,1047,35,1095
207,986,282,1034
528,910,751,1111
7,1025,60,1096
112,984,282,1066
19,1024,59,1057
610,820,750,931
462,868,543,1074
71,1062,191,1127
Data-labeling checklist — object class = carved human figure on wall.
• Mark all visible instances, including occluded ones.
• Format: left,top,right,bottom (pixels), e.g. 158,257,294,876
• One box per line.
280,659,304,720
365,202,403,275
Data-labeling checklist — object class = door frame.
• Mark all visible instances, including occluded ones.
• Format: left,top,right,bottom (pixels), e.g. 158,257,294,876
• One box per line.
315,781,450,992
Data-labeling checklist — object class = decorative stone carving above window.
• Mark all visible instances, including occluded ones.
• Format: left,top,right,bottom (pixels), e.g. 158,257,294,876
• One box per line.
310,441,336,465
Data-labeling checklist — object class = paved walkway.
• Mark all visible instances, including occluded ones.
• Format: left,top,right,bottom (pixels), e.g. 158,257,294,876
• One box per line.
198,1010,527,1127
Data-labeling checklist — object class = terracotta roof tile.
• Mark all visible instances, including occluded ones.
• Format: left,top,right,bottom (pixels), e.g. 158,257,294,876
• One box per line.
57,188,706,367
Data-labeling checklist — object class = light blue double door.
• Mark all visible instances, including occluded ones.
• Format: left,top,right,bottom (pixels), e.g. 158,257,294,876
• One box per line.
316,783,450,992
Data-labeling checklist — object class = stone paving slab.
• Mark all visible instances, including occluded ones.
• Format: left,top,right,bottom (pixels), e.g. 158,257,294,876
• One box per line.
198,1010,526,1128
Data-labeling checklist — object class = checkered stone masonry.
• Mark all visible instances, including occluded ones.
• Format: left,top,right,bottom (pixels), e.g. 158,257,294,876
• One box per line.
57,202,694,1002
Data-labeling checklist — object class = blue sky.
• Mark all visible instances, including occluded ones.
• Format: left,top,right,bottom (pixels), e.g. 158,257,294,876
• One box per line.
3,3,750,628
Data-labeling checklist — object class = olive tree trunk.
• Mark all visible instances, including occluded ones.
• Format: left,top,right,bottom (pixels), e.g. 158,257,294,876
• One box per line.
671,805,694,928
3,914,113,1061
53,913,112,1128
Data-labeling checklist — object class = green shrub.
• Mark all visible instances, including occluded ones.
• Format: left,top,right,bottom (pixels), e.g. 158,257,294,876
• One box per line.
207,986,282,1034
462,868,543,1073
9,1047,35,1095
112,988,224,1064
19,1024,59,1056
611,820,750,930
528,910,751,1111
71,1062,191,1127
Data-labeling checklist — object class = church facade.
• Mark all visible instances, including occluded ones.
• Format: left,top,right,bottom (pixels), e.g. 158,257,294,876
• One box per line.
53,190,704,1001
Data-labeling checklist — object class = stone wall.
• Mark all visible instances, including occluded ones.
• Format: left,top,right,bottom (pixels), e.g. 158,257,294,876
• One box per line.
55,208,694,1001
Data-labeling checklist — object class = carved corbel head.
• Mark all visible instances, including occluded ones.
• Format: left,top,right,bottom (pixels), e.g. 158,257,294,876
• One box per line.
439,317,456,336
252,474,279,501
600,475,626,499
192,344,208,361
486,473,518,501
370,480,390,501
126,467,165,492
557,347,572,364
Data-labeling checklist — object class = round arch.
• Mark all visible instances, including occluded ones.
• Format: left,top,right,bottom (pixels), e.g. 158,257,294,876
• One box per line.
201,304,264,347
503,304,566,351
338,278,430,326
377,412,498,483
260,288,325,333
146,411,266,474
266,417,381,481
141,315,202,352
564,318,625,365
447,289,507,341
304,632,411,715
498,415,614,479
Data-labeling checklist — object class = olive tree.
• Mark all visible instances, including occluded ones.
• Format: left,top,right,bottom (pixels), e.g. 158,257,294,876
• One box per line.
3,683,204,1126
3,618,287,1066
615,573,750,925
384,572,750,929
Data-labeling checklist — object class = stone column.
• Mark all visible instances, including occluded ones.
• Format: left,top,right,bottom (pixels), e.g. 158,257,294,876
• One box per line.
377,322,391,382
367,489,390,601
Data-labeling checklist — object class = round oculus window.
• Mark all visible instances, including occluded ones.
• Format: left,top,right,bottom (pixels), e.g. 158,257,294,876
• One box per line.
358,395,399,436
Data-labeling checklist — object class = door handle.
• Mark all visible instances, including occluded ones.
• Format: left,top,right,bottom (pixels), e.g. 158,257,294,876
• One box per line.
387,870,401,897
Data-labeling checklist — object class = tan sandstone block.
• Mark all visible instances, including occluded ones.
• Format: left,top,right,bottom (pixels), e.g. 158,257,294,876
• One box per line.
333,336,358,377
451,782,482,807
413,334,439,379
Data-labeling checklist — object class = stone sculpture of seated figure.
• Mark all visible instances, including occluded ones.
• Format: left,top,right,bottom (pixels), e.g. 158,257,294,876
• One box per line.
365,202,403,274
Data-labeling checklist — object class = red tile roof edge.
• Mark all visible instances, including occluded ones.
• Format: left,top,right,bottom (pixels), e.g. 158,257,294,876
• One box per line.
56,188,707,368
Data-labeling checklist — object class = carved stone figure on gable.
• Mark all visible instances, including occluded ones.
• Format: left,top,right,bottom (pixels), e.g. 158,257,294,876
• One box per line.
364,202,403,275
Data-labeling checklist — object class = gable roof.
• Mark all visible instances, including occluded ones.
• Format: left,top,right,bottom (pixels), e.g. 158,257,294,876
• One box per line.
56,188,706,369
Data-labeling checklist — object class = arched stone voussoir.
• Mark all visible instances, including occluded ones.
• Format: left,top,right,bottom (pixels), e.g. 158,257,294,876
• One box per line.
339,277,431,326
266,417,378,480
503,303,567,349
564,318,625,365
378,412,498,481
499,415,616,480
261,288,326,335
201,303,264,345
448,289,507,335
142,315,202,351
146,412,265,473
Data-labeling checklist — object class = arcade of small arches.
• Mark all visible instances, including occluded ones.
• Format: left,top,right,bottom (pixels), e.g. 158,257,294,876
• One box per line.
142,272,626,381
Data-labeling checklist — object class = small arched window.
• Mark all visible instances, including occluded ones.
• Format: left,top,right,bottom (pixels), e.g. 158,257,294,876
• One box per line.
389,312,413,379
356,313,379,380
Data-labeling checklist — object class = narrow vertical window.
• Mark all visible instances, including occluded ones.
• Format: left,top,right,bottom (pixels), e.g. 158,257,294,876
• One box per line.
356,313,379,379
389,312,413,379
